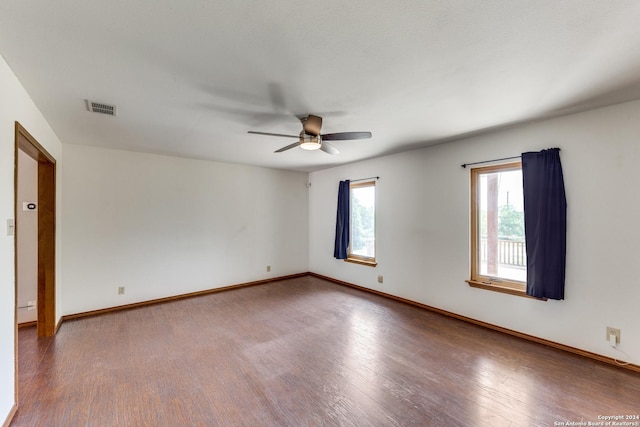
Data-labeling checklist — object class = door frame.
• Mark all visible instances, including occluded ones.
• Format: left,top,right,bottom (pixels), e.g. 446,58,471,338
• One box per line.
14,122,56,337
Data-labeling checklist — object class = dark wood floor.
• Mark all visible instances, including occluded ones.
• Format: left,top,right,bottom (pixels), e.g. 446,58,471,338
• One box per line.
12,276,640,426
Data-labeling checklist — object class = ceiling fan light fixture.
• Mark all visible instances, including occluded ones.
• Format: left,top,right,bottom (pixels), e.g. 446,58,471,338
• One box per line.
299,134,321,150
300,141,321,150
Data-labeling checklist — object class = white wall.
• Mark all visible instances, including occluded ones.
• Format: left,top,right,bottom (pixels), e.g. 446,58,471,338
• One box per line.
309,99,640,366
0,54,63,423
61,144,309,315
17,150,38,324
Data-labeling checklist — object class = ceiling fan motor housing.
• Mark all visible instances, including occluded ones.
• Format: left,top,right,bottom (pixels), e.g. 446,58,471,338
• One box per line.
302,114,323,136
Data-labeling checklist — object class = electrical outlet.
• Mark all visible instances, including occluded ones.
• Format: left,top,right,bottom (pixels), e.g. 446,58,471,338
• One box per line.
118,286,125,295
606,327,620,345
266,265,271,272
377,275,383,284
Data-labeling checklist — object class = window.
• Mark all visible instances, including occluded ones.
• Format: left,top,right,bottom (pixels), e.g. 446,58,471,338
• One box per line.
469,162,526,294
347,180,376,266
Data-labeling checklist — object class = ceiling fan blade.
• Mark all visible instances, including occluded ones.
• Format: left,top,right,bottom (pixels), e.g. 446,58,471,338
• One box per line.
321,131,372,141
267,82,287,113
247,131,299,138
303,115,323,136
320,142,339,155
275,141,301,153
207,105,294,126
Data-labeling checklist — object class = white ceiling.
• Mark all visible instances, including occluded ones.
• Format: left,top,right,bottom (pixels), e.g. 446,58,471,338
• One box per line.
2,1,640,172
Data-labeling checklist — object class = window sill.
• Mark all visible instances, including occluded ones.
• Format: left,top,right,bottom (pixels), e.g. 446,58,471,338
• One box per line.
345,258,378,267
466,280,546,301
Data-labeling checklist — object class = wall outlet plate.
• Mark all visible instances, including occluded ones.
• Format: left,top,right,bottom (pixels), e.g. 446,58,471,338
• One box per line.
606,327,620,344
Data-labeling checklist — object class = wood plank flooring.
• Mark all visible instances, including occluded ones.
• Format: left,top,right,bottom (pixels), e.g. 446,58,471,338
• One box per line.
12,276,640,426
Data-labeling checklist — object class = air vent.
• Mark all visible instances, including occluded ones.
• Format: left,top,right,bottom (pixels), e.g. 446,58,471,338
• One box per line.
86,100,117,116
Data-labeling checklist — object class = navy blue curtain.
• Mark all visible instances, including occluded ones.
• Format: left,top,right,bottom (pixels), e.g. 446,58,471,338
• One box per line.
334,180,350,259
522,148,567,300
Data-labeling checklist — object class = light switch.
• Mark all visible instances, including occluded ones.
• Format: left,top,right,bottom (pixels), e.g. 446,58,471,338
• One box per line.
7,219,14,236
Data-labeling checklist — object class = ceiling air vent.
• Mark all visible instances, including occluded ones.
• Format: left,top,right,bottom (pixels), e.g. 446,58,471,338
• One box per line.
86,100,117,116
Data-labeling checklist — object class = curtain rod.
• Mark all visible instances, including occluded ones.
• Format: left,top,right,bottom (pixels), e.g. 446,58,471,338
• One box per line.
460,156,520,168
350,176,379,182
460,149,561,169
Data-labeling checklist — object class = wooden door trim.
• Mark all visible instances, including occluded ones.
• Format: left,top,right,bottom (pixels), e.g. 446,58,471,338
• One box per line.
14,121,56,338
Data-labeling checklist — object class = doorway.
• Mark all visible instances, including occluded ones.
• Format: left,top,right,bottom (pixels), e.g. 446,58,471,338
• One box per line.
16,149,38,326
14,122,56,337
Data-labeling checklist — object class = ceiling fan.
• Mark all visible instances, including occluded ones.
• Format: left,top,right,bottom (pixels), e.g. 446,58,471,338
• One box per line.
247,115,372,154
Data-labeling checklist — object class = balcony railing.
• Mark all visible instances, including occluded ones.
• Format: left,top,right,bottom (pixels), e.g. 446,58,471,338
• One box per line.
480,237,526,267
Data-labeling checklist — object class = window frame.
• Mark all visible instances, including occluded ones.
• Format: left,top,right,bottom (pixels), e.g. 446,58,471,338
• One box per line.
346,180,377,267
468,162,530,297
